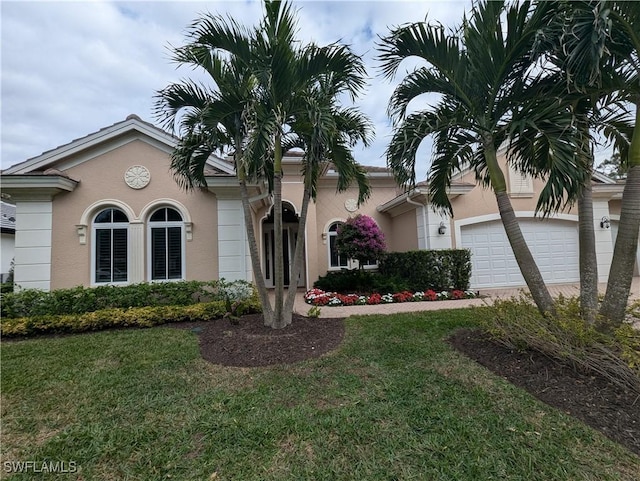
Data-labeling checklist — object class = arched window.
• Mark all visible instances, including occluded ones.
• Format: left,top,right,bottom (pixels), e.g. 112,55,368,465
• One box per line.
148,207,184,281
93,208,128,284
328,222,348,269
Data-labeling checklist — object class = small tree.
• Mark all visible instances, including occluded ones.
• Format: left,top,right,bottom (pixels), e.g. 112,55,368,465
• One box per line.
597,153,628,180
336,215,386,268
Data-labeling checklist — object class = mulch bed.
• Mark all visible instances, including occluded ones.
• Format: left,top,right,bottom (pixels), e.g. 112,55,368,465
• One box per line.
173,315,639,456
174,313,344,367
448,328,640,456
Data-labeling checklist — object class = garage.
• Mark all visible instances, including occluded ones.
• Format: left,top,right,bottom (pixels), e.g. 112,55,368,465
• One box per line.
461,219,580,289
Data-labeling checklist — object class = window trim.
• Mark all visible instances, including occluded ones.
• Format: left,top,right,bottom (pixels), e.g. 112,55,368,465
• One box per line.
327,221,349,270
91,208,129,286
146,207,186,282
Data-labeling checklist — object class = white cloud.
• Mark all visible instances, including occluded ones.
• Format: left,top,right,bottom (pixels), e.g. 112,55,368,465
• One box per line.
1,0,471,182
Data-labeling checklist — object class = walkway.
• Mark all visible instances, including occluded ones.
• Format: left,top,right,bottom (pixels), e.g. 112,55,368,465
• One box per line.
291,278,640,318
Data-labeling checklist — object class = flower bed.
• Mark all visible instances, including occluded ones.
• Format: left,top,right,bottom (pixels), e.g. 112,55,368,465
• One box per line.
304,288,479,307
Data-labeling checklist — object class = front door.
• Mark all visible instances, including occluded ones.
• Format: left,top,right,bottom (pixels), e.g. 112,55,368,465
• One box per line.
263,225,304,288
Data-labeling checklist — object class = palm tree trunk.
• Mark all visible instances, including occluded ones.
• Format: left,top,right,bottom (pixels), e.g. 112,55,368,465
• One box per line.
239,177,274,326
283,185,311,326
599,102,640,327
578,177,599,324
495,192,556,315
575,103,598,323
484,139,555,315
272,133,286,329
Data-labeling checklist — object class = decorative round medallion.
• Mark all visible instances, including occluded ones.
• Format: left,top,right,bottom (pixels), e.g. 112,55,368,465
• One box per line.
124,165,151,189
344,198,358,212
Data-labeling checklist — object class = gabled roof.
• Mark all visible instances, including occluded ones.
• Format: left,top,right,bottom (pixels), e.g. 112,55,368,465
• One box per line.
2,114,229,176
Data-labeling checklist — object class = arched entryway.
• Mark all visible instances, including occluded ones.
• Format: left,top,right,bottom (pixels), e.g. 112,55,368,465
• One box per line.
262,201,306,288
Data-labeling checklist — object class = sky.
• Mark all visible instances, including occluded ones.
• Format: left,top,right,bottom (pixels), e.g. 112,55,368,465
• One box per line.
0,0,615,181
1,0,477,181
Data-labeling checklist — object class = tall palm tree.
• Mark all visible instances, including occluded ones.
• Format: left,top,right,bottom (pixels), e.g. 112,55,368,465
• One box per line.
156,0,370,328
530,0,635,324
243,0,369,328
280,78,373,325
378,0,588,315
556,0,640,327
155,12,276,324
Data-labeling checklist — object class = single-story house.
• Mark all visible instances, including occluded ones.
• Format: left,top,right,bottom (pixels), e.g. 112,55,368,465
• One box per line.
1,200,16,282
1,114,637,292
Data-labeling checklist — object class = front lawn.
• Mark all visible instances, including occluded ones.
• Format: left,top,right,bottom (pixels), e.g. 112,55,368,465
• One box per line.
1,310,638,480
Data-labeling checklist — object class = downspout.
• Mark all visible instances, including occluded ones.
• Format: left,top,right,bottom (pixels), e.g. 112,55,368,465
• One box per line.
406,190,428,250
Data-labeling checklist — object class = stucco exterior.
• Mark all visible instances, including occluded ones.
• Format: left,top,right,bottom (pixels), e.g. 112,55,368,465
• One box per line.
1,115,637,292
50,139,219,289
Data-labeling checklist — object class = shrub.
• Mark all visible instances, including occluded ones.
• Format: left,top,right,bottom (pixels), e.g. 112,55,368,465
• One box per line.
0,295,262,338
379,249,471,291
1,279,255,319
476,295,640,394
336,215,386,266
313,269,408,294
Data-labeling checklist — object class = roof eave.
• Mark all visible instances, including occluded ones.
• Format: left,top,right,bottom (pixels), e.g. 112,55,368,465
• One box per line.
377,184,474,216
0,175,79,200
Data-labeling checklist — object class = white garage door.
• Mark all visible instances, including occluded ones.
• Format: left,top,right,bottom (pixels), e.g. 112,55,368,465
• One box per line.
461,219,579,288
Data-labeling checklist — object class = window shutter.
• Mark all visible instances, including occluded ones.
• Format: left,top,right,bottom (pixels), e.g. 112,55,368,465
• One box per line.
167,227,182,279
508,165,534,197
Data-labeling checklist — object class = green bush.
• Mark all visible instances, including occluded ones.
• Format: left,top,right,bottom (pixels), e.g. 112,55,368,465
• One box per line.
476,295,640,394
1,279,255,319
378,249,472,291
313,269,408,294
0,295,262,338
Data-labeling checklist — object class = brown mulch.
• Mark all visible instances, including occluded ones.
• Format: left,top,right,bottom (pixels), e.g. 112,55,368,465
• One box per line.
173,314,639,456
448,328,640,456
174,313,344,367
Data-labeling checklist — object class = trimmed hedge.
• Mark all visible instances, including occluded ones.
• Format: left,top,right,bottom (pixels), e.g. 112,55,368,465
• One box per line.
379,249,472,292
313,270,408,294
1,296,262,338
1,280,254,319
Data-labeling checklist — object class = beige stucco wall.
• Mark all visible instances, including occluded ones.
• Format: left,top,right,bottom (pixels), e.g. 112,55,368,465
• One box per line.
388,210,418,252
607,200,621,217
312,180,397,281
51,139,219,289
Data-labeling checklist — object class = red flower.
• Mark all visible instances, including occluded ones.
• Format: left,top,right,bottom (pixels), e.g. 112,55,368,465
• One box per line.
425,290,437,301
392,291,413,303
452,289,465,299
367,293,381,305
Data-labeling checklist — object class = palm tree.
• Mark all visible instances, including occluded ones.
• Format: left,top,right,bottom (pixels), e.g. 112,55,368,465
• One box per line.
377,0,588,315
156,0,370,328
280,78,373,325
557,0,640,327
155,12,275,324
530,0,635,324
243,0,369,328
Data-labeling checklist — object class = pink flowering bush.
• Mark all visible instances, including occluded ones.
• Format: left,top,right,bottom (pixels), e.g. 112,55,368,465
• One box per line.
336,214,386,266
303,288,479,307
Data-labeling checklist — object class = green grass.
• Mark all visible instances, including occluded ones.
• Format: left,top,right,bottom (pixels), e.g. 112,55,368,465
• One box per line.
1,310,638,480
